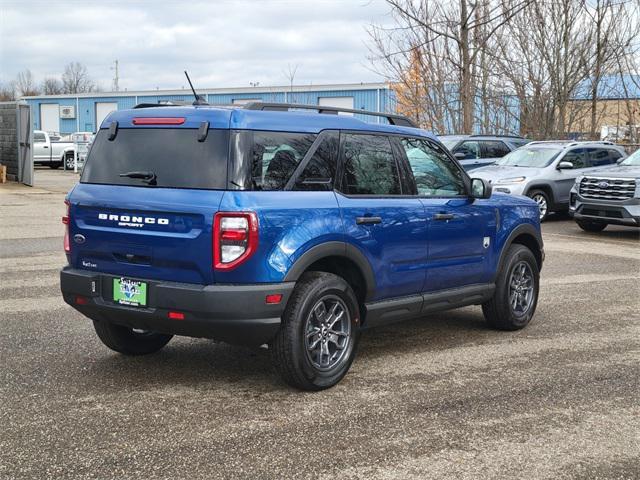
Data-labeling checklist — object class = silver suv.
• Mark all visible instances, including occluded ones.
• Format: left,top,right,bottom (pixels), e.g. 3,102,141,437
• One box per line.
569,148,640,231
472,141,627,221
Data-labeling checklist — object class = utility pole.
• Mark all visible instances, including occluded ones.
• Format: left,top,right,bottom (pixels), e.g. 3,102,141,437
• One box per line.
111,59,119,92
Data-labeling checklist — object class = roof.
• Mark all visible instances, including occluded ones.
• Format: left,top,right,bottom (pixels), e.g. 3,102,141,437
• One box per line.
20,82,392,100
572,74,640,100
102,105,436,138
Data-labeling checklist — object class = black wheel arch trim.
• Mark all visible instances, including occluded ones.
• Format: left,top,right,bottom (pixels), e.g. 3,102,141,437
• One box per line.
524,183,557,208
495,223,544,279
283,241,376,300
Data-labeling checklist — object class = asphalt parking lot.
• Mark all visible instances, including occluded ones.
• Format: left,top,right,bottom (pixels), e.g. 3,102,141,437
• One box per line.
1,169,639,480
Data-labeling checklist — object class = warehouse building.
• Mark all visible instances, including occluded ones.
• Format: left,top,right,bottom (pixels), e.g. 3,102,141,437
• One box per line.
21,83,397,134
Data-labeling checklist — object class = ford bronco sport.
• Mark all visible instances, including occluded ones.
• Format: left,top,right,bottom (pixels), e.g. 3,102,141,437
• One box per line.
60,102,544,390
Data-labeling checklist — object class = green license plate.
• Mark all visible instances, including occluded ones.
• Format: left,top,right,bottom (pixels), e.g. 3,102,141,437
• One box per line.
113,278,147,307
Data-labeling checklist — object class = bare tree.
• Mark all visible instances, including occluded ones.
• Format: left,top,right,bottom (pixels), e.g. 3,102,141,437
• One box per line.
62,62,96,94
370,0,531,134
15,69,40,96
283,63,299,97
42,77,63,95
0,81,16,101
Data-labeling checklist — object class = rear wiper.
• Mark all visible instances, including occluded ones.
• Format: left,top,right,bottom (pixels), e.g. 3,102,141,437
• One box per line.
119,171,157,186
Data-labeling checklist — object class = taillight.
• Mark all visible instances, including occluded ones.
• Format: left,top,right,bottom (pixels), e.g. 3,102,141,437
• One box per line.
213,212,258,270
62,200,71,253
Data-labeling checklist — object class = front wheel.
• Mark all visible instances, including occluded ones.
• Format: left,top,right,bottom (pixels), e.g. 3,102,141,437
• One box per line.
576,219,607,232
483,244,539,331
93,320,173,355
527,190,550,222
270,272,360,391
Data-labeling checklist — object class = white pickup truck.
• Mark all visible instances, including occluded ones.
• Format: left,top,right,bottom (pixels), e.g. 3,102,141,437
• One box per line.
33,130,75,169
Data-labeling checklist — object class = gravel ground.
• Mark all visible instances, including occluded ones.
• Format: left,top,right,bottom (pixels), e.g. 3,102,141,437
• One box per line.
1,170,639,479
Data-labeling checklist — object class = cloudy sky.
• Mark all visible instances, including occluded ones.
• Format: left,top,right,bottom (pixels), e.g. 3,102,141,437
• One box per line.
0,0,394,91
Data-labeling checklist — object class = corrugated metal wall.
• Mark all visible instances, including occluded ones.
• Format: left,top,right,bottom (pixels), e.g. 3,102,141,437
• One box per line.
26,86,396,133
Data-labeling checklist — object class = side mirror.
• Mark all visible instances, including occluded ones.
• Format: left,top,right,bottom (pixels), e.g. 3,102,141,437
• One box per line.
454,152,466,160
557,161,574,170
617,157,625,164
470,178,492,199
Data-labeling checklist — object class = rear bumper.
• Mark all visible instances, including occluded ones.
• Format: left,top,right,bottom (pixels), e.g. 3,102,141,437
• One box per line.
60,267,295,346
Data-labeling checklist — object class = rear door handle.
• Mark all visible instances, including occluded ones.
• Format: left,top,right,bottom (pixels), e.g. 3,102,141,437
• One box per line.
356,216,382,225
434,213,454,221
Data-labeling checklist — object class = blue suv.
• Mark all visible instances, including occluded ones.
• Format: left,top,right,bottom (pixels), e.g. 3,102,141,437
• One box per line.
60,102,544,390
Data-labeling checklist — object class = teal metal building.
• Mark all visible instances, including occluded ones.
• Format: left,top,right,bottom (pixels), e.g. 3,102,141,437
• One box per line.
22,82,397,134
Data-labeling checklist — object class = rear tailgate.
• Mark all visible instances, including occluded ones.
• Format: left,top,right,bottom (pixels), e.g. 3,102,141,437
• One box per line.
69,184,223,284
71,110,232,285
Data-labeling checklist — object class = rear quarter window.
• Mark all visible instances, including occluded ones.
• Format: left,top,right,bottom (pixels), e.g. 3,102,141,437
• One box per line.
81,128,229,190
229,131,317,190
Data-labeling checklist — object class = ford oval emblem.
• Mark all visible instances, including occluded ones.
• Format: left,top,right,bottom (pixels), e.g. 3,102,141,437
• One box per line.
598,181,609,188
73,234,86,244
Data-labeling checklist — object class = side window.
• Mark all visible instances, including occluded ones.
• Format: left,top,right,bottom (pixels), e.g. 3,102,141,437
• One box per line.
34,132,46,143
562,148,588,169
452,141,480,160
482,141,511,158
401,138,466,196
587,148,610,167
249,132,316,190
341,134,400,195
294,132,338,191
588,148,621,167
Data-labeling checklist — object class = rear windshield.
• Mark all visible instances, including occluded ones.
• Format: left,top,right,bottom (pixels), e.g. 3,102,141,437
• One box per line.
81,128,229,189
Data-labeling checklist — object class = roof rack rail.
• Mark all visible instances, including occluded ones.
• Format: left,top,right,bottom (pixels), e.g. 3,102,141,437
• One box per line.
243,102,418,128
469,133,524,139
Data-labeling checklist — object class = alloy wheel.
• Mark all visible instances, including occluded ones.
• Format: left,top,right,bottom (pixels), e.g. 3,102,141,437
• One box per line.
532,194,547,220
304,295,352,371
508,261,535,315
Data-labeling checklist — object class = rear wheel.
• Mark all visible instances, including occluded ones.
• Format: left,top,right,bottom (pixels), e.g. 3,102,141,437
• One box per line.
270,272,360,391
576,219,607,232
64,152,75,170
93,320,173,355
527,190,550,222
483,244,539,331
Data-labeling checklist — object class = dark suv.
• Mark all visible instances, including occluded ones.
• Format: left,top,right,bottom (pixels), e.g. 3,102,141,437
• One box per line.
60,103,544,390
439,134,530,170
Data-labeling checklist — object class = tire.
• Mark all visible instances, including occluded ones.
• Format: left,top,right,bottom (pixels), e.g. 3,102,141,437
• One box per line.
483,244,539,331
270,272,360,391
576,219,607,232
64,153,75,170
49,162,61,169
93,320,172,355
527,189,550,222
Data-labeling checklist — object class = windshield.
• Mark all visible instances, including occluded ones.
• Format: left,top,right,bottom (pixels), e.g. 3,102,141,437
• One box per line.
620,149,640,166
495,147,560,167
440,138,462,150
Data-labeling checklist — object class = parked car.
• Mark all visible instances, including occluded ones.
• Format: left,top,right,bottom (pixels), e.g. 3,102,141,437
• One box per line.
472,141,627,221
60,102,544,391
569,148,640,231
33,130,76,169
439,134,530,171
